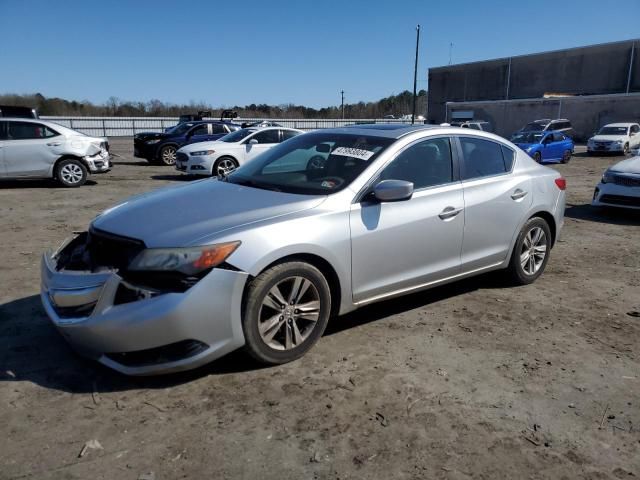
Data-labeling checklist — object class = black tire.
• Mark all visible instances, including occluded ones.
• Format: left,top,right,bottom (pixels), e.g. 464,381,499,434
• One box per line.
213,156,239,178
561,150,571,164
242,261,331,365
55,159,87,187
157,144,178,166
623,143,630,155
507,217,552,285
533,151,542,163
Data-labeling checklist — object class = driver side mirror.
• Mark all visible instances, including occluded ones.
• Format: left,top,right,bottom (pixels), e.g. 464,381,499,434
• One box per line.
372,179,414,202
248,139,258,145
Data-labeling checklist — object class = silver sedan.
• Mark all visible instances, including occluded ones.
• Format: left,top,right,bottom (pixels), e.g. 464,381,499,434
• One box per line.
41,125,566,375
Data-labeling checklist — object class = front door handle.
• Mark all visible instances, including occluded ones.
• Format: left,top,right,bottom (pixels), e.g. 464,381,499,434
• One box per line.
47,142,62,147
511,189,528,200
438,206,463,220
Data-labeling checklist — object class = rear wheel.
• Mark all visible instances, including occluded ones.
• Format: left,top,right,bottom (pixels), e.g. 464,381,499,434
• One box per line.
533,151,542,163
56,159,87,187
561,150,571,164
507,217,551,285
242,262,331,365
213,156,239,178
158,145,177,166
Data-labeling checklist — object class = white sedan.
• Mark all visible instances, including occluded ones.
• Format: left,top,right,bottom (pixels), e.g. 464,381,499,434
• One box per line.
176,127,304,177
592,156,640,210
587,123,640,155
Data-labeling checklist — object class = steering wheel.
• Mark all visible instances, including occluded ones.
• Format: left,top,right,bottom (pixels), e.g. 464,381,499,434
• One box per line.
315,176,344,189
306,155,326,171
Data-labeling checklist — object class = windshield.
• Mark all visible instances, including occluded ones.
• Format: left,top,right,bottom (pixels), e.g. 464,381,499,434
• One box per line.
167,122,195,135
225,132,395,195
523,122,545,131
597,126,628,135
511,132,544,144
219,128,255,143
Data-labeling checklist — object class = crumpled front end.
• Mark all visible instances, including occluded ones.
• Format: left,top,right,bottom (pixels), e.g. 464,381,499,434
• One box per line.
40,230,248,375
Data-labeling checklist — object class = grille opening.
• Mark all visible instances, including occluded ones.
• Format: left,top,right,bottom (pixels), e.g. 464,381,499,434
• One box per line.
600,194,640,207
105,340,209,367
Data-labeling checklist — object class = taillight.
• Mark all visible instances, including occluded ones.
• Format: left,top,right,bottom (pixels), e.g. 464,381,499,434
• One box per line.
555,177,566,190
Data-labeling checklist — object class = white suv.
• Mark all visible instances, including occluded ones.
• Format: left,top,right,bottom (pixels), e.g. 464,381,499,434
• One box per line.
0,118,110,187
587,123,640,156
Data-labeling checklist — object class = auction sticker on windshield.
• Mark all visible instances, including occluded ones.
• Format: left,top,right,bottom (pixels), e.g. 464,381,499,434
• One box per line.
331,147,375,161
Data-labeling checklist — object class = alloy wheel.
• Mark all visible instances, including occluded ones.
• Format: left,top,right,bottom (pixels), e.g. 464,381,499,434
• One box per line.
520,226,547,275
216,158,237,178
161,146,177,165
60,163,84,184
257,276,321,350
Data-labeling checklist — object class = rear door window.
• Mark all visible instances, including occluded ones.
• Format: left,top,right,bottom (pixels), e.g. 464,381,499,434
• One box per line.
0,121,7,140
7,121,58,140
210,123,227,134
459,137,511,180
281,129,301,141
252,129,280,144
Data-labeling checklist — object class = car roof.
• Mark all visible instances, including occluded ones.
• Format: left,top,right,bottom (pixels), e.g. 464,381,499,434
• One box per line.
319,124,442,139
603,122,636,127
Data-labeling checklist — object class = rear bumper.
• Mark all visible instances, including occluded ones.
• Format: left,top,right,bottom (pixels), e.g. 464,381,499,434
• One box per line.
84,152,111,173
40,252,249,375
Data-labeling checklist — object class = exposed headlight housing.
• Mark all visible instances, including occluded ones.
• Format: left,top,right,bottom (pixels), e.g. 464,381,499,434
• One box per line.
190,150,216,156
128,241,241,275
612,140,623,146
145,138,162,144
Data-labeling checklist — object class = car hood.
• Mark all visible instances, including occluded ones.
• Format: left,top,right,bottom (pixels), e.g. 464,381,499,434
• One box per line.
134,132,167,140
609,156,640,174
590,135,627,142
92,180,326,248
178,140,224,153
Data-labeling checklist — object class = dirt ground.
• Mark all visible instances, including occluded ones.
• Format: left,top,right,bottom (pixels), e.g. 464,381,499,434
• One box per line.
1,138,639,480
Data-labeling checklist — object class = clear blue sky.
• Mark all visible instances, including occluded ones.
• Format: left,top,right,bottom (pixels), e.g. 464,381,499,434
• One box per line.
1,0,638,108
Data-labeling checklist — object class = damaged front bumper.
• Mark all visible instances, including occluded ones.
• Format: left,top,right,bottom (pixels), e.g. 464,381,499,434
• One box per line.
84,150,111,173
40,244,249,375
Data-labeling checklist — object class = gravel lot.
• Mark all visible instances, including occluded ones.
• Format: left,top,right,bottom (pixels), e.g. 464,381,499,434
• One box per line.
1,137,639,480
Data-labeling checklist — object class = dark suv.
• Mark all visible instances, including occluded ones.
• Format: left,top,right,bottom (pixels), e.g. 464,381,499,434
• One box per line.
0,105,38,119
134,120,241,165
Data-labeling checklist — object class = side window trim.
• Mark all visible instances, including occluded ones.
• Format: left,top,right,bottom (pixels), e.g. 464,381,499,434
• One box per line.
454,135,516,182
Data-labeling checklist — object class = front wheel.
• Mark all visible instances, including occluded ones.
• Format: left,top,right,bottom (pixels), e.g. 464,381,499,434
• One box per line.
158,145,177,166
623,143,630,155
213,156,238,178
533,151,542,163
507,217,551,285
56,159,87,187
242,262,331,365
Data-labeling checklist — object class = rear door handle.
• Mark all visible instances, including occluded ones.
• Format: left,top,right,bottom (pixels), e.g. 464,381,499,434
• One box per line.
47,142,62,147
438,206,463,220
511,189,528,200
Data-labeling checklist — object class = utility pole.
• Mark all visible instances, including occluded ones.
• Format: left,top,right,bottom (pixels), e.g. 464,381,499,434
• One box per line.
341,90,345,119
412,25,420,125
449,42,453,65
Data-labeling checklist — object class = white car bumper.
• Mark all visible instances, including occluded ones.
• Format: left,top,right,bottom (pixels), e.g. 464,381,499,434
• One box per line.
592,180,640,210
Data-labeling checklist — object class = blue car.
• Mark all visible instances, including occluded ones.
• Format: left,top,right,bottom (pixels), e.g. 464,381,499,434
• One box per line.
134,120,241,166
511,130,574,164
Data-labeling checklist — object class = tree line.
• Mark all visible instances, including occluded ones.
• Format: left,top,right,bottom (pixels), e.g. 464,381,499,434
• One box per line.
0,90,427,119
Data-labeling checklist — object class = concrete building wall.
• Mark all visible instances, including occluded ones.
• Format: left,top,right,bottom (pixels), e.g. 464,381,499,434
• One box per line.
428,38,639,124
446,94,640,141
